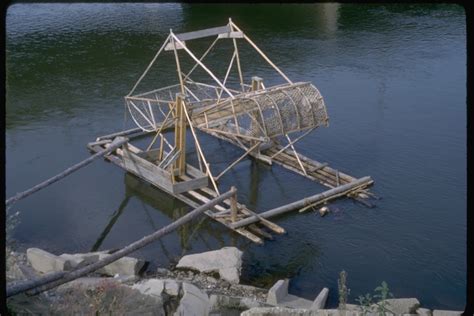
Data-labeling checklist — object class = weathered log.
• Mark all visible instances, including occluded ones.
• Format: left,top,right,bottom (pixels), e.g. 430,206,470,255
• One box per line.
96,127,143,141
230,176,373,229
6,137,129,207
6,188,237,297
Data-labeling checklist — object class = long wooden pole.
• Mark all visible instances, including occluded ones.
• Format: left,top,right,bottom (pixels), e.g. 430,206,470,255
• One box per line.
6,137,129,207
182,104,220,194
230,177,373,229
183,36,220,81
6,188,236,297
285,134,307,176
146,103,176,151
127,34,171,96
270,128,314,159
215,142,260,181
171,35,186,95
171,33,234,99
216,50,236,102
174,94,187,175
230,21,292,84
229,19,245,91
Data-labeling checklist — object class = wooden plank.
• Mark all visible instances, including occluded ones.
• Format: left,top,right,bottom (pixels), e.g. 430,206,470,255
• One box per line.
268,150,341,187
158,147,179,169
136,148,162,162
173,176,209,194
122,147,174,193
217,31,244,39
183,189,263,244
248,224,273,240
186,190,226,212
175,25,231,41
308,162,328,172
237,207,285,234
235,228,263,244
186,164,208,179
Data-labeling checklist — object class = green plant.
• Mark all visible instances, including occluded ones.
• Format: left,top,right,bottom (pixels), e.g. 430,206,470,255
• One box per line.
338,270,350,310
356,281,394,316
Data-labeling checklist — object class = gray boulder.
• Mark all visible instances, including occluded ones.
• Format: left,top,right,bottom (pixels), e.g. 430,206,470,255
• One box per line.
164,279,181,296
59,252,101,270
97,253,146,276
175,282,210,316
54,276,164,315
176,247,243,284
132,279,165,298
27,248,71,274
416,308,432,316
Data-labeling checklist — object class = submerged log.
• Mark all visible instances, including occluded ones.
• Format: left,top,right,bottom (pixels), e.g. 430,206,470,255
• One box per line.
230,176,373,229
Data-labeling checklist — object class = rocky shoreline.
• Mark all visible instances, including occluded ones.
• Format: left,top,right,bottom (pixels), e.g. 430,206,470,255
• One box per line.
6,246,465,315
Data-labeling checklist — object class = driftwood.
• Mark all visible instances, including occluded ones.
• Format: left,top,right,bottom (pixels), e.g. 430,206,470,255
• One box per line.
5,137,129,207
230,176,373,229
6,188,237,297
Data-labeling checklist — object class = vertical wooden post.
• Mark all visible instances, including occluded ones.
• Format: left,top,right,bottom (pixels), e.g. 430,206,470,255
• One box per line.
250,76,264,154
229,19,244,92
158,134,164,161
251,76,263,91
174,93,186,176
230,186,238,222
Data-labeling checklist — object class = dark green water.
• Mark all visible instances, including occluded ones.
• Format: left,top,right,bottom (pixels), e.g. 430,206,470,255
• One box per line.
6,4,466,310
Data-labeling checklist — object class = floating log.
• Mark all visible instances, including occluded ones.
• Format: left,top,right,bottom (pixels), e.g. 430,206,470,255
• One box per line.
230,176,373,229
6,188,237,297
5,137,129,207
96,127,143,141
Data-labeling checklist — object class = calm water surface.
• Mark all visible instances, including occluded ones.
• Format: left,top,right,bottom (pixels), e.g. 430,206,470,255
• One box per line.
6,4,466,310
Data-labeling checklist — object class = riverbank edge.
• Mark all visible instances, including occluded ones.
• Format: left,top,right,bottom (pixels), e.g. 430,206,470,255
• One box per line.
5,246,466,315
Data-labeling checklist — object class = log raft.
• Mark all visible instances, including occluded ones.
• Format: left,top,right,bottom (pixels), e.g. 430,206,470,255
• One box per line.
88,132,374,244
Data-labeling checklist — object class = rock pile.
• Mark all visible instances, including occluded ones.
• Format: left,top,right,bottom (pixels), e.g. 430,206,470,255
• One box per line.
6,246,465,316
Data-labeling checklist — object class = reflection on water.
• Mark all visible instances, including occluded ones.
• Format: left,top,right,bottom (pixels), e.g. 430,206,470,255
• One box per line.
6,3,466,310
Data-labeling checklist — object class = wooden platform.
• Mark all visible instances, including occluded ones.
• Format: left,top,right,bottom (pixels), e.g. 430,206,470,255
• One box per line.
87,139,285,244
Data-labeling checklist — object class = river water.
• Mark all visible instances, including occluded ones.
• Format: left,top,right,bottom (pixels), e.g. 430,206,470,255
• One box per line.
6,3,466,310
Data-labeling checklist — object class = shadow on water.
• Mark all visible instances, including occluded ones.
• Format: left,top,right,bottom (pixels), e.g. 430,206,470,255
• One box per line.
95,173,257,258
